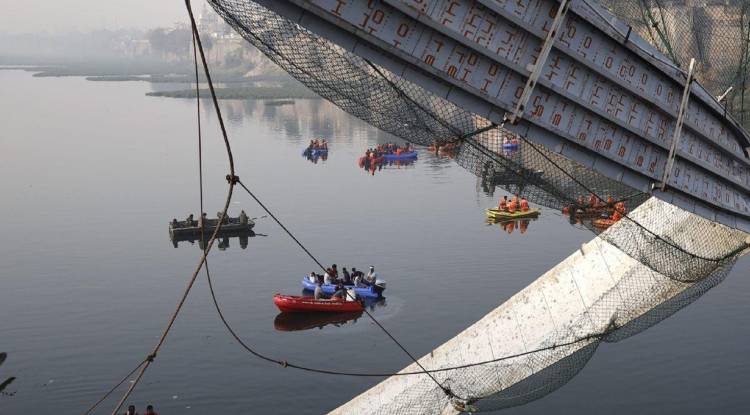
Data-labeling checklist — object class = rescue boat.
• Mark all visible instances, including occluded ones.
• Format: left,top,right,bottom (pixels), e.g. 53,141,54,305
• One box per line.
301,278,385,298
485,208,541,221
382,151,417,161
273,294,364,313
592,217,618,229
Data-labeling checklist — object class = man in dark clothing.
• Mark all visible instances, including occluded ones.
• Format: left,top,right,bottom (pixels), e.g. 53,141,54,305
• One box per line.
332,281,346,299
342,267,351,284
331,264,339,279
145,405,158,415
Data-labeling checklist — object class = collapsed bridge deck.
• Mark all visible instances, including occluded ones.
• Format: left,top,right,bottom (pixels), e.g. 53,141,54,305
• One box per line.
215,0,750,231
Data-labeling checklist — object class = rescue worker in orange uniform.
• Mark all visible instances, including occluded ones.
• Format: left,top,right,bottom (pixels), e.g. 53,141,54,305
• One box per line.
520,197,530,212
498,195,509,211
589,194,600,208
612,209,623,222
507,197,519,213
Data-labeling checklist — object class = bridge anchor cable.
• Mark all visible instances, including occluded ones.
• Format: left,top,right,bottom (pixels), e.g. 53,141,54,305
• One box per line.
660,58,696,191
507,0,570,125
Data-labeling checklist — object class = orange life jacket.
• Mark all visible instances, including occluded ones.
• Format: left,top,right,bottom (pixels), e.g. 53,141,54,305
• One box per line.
589,195,599,207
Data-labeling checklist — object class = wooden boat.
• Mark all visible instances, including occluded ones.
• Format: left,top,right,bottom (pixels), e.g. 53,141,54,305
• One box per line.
273,294,364,313
169,213,254,238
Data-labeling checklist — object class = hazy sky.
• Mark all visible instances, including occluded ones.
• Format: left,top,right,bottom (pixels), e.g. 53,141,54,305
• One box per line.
0,0,208,34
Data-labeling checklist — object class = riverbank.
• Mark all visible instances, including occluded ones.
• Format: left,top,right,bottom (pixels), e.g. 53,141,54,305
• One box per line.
146,84,320,100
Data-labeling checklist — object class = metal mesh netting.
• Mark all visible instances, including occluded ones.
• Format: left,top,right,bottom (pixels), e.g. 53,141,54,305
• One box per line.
429,249,739,413
207,0,749,412
598,0,750,129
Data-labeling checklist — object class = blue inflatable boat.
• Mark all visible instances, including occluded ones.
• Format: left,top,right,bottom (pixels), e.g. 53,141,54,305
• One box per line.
302,148,328,157
301,278,384,298
382,151,417,161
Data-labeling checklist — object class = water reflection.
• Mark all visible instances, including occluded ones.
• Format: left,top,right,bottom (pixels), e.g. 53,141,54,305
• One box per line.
273,297,387,332
170,231,259,250
0,352,16,397
477,161,545,198
358,158,416,176
486,218,537,235
302,150,328,164
274,311,363,332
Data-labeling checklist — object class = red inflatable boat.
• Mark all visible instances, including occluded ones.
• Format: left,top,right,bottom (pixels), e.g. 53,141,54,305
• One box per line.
273,294,364,313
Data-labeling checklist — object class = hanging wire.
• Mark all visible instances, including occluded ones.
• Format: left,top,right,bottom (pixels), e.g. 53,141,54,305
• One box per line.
106,1,237,413
202,260,616,377
81,358,148,415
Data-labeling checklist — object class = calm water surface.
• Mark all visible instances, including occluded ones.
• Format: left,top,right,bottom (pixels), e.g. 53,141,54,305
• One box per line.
0,70,748,414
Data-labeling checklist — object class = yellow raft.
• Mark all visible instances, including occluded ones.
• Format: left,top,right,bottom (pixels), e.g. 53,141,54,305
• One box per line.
485,208,541,220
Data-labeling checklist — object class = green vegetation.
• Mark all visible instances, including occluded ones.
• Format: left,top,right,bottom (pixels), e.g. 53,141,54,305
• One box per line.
146,84,319,100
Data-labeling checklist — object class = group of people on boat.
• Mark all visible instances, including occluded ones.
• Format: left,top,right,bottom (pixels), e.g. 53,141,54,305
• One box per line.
363,142,412,158
359,143,414,174
497,194,531,213
502,135,520,146
562,194,628,226
171,210,250,228
308,264,379,300
303,139,329,163
429,141,459,154
307,139,328,151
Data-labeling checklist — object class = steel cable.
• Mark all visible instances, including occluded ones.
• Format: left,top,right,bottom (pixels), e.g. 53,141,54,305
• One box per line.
203,258,614,377
106,1,237,413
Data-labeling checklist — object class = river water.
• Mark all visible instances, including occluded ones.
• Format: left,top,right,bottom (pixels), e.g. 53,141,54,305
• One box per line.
0,69,748,414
